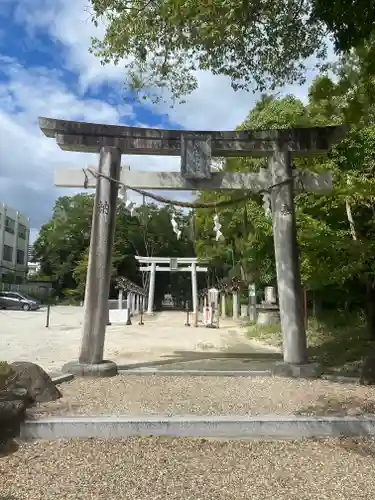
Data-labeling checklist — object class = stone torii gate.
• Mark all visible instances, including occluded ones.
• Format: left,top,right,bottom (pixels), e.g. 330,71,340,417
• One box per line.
39,117,346,377
135,256,208,315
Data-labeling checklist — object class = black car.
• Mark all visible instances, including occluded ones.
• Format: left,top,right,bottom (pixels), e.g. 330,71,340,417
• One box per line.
0,292,41,311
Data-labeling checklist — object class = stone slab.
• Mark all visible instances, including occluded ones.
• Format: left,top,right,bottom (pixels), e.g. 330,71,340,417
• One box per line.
256,310,280,326
118,369,272,377
20,415,375,440
61,360,118,377
51,373,74,385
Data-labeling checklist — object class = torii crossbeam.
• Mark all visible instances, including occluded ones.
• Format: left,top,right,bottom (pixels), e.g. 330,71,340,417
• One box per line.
39,117,347,378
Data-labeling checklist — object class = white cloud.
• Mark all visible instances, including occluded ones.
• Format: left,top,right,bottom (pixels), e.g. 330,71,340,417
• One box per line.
0,54,178,231
13,0,327,130
13,0,128,94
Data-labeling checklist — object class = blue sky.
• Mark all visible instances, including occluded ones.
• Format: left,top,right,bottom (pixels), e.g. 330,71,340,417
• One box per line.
0,0,324,244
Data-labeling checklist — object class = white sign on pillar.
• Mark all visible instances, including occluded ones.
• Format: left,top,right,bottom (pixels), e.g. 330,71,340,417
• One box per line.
221,294,226,318
147,261,156,314
191,262,198,314
208,288,219,309
118,288,123,310
233,291,239,320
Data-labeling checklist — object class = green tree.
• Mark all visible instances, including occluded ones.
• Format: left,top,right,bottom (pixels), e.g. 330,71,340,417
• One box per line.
308,46,375,126
194,90,375,337
312,0,375,51
89,0,328,103
89,0,375,105
33,194,94,294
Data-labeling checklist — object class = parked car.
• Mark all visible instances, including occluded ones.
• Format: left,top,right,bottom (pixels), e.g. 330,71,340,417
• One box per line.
0,292,41,311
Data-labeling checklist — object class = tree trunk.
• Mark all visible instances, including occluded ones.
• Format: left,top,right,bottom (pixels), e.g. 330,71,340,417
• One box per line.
312,292,322,319
365,280,375,340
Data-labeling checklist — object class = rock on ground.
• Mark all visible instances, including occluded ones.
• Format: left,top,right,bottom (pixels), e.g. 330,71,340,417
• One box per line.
8,361,62,403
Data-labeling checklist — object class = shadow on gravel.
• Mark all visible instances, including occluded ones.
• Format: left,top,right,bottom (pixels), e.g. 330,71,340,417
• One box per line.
120,350,283,371
334,438,375,458
296,395,375,417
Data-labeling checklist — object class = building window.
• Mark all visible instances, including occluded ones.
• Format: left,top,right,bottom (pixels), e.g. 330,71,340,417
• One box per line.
5,217,15,234
18,223,27,240
3,245,13,262
28,244,34,262
16,249,25,265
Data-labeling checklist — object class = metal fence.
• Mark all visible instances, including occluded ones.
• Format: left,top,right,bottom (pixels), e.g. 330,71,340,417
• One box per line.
0,282,53,296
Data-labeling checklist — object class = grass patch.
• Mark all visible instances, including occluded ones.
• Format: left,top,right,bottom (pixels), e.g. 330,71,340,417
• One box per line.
246,312,375,375
246,322,283,347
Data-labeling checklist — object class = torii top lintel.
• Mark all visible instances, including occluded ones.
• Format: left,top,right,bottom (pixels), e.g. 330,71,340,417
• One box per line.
38,117,347,157
135,257,206,264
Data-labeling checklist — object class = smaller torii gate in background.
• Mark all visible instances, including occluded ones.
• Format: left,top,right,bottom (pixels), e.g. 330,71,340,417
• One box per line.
135,256,208,315
39,116,346,377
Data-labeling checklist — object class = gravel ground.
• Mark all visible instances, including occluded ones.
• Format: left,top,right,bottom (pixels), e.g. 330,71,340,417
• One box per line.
0,308,273,372
28,375,375,418
1,437,375,499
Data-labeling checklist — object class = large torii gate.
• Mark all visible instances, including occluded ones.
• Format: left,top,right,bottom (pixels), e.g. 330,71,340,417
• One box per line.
39,117,346,377
135,256,208,315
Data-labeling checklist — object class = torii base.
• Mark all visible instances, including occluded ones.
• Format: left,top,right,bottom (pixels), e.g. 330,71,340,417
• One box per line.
61,360,118,378
272,362,323,379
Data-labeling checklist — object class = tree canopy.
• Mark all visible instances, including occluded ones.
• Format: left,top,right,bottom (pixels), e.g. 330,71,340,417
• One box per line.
312,0,375,51
89,0,375,103
89,0,327,103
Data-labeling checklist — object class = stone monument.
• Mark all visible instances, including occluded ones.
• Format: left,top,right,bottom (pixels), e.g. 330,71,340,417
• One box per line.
257,286,280,326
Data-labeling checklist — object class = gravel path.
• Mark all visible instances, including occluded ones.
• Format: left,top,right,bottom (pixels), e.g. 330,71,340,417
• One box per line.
29,375,375,418
1,437,375,499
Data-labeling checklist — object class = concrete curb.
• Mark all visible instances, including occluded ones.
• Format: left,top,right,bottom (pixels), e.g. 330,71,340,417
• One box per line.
50,369,363,383
20,415,375,440
118,369,272,377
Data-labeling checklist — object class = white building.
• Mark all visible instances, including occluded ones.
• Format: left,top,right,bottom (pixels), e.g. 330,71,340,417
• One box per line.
0,203,30,283
27,261,41,277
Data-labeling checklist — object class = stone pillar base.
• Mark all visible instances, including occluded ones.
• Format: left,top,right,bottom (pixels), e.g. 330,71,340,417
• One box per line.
272,362,323,379
61,360,118,378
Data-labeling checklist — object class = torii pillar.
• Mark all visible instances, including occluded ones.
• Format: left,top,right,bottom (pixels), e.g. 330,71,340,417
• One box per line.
66,146,120,376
